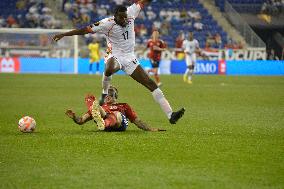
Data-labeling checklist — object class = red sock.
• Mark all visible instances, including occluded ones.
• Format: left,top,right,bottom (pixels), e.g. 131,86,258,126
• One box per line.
104,113,117,128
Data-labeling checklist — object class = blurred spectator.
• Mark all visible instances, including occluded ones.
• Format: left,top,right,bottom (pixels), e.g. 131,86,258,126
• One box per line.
268,49,280,60
113,0,125,5
188,8,201,20
81,13,90,24
194,18,204,30
152,20,161,31
172,10,181,21
6,15,19,28
206,33,215,45
146,6,157,20
0,16,6,27
71,8,81,25
261,0,283,15
159,9,167,20
97,4,108,17
225,39,243,49
160,21,171,36
16,0,26,10
214,33,222,49
180,8,188,21
140,24,148,37
175,32,185,59
64,1,72,12
137,10,146,20
39,34,49,46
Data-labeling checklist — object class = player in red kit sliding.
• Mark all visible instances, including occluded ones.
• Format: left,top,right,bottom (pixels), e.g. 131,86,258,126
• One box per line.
65,86,166,132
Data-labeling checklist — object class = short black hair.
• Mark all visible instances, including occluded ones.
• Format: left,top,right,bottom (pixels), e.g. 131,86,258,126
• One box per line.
114,5,127,15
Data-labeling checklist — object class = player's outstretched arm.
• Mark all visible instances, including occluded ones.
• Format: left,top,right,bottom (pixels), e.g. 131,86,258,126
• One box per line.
53,28,89,42
133,117,166,132
139,0,152,4
65,109,92,125
137,0,152,6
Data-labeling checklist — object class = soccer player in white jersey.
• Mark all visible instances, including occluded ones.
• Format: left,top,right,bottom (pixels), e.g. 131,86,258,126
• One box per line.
53,0,185,124
182,32,200,84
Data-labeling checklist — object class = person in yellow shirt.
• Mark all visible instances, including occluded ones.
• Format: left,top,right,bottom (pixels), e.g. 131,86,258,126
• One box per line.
88,39,100,74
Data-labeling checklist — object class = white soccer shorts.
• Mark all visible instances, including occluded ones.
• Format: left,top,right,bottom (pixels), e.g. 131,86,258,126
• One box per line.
185,53,197,66
105,53,140,75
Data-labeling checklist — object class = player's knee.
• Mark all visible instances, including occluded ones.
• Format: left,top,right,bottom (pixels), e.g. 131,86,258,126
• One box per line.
147,79,158,91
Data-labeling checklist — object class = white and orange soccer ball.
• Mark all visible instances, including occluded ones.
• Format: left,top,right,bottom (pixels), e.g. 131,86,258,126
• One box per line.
18,116,36,133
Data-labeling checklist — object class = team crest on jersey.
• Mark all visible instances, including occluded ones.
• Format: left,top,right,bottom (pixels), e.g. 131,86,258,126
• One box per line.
90,22,100,28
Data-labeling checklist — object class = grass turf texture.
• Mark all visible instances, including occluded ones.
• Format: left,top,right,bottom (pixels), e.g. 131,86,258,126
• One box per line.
0,74,283,189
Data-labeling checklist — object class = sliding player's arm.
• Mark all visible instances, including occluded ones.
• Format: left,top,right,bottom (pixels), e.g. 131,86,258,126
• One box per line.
65,109,92,125
133,117,166,132
124,103,165,131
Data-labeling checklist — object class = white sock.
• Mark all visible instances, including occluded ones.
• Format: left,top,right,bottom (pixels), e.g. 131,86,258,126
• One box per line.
102,73,112,94
152,88,173,119
188,69,193,80
184,68,190,77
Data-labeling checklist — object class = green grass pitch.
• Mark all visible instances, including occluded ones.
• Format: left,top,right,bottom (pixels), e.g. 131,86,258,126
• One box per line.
0,74,283,189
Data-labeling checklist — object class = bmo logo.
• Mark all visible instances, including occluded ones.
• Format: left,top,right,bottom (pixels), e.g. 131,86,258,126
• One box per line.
0,58,20,73
195,61,218,74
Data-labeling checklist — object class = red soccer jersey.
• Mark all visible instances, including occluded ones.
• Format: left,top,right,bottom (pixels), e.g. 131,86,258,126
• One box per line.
101,103,137,123
147,39,166,61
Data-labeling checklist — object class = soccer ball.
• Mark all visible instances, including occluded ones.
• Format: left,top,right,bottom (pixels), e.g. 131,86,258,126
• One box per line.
18,116,36,133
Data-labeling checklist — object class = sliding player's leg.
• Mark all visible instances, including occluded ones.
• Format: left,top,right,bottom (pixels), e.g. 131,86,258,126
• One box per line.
85,94,105,130
85,94,125,131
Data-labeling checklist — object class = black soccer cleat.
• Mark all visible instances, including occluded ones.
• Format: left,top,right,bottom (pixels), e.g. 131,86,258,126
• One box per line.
99,93,107,106
169,108,185,124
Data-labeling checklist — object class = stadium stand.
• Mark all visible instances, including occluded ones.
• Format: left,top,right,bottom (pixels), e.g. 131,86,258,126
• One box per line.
0,0,62,29
7,0,282,51
214,0,283,59
62,0,229,48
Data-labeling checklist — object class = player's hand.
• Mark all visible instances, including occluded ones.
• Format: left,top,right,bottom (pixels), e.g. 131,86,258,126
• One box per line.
53,34,64,42
65,109,75,119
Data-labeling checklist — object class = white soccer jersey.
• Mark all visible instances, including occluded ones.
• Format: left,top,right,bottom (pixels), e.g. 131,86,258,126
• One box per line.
87,3,142,56
182,39,199,55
